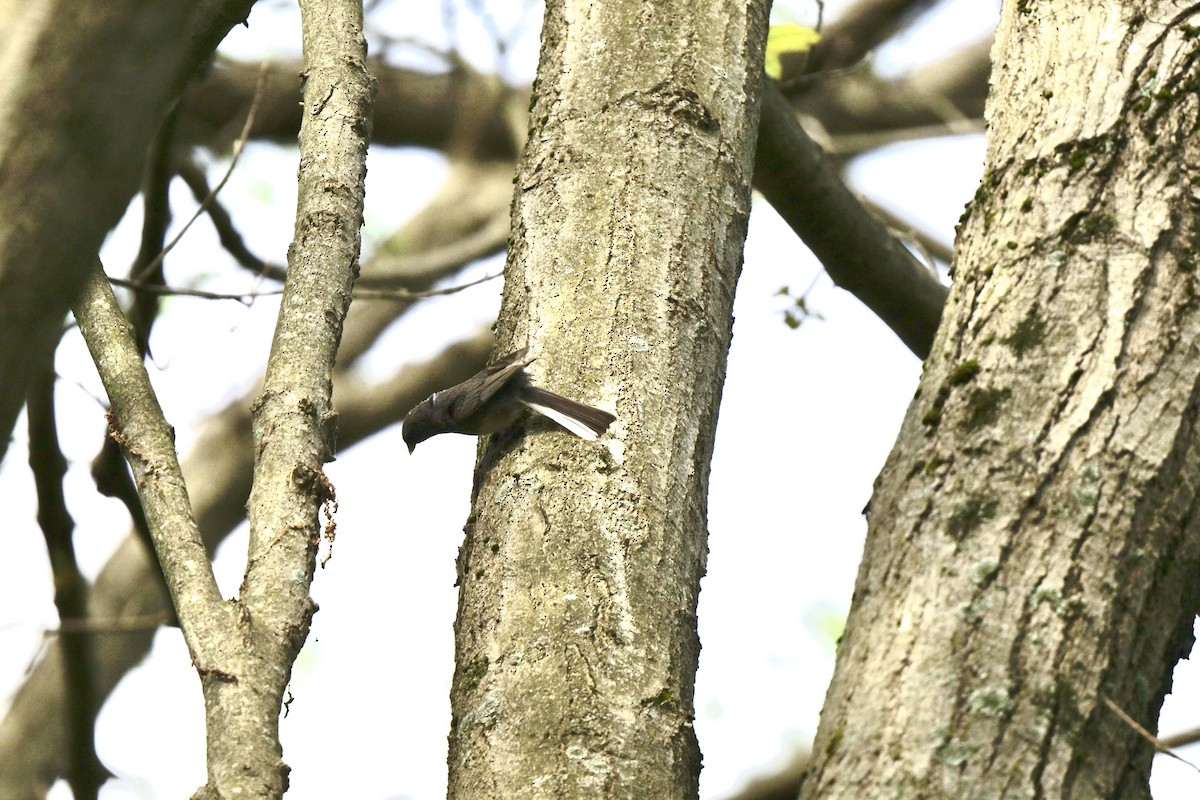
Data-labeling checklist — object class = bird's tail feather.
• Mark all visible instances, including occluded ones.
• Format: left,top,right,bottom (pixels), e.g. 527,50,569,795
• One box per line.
520,387,616,441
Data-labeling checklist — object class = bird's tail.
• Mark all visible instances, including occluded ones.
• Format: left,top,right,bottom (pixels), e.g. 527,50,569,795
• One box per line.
519,387,616,440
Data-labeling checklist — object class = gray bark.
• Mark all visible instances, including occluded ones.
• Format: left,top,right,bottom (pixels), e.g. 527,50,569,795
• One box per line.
0,330,493,797
445,0,770,797
801,4,1200,798
195,1,373,796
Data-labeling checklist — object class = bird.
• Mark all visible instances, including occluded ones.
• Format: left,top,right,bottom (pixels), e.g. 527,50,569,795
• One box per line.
402,348,616,453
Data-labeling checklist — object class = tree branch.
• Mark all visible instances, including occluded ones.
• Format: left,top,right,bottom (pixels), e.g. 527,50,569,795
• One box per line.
27,364,109,800
1,322,491,798
72,264,231,663
804,0,940,74
179,55,984,358
336,158,513,366
197,0,375,794
176,158,286,280
794,36,991,138
126,103,180,352
754,79,947,357
182,58,520,160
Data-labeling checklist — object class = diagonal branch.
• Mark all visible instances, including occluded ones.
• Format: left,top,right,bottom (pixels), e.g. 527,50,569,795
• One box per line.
182,58,519,160
0,0,257,467
72,265,231,662
795,36,991,138
0,325,493,798
1,235,493,800
754,79,947,357
180,56,981,358
99,101,184,626
804,0,940,74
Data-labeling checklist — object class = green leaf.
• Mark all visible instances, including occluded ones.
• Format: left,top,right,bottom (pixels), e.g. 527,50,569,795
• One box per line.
765,24,821,80
805,603,847,652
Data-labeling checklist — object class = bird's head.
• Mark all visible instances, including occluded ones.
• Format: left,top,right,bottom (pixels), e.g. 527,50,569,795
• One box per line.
401,394,440,454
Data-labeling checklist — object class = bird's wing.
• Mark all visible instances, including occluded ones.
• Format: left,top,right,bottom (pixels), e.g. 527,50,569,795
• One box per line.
447,347,534,420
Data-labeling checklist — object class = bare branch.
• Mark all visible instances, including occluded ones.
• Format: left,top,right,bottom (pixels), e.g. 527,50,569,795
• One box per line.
134,63,269,282
1162,725,1200,749
337,158,514,366
1103,696,1200,775
820,119,985,159
183,58,521,160
754,79,947,357
195,0,374,794
127,102,182,354
795,36,991,138
71,264,230,660
804,0,940,74
107,270,501,302
356,208,509,289
861,197,954,265
105,100,185,627
27,365,109,800
176,158,287,280
0,328,494,797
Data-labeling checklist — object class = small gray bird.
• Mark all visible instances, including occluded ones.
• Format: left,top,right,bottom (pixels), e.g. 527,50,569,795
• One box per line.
402,348,616,453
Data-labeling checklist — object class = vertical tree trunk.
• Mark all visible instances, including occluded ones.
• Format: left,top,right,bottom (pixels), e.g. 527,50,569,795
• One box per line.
446,1,769,798
802,4,1200,798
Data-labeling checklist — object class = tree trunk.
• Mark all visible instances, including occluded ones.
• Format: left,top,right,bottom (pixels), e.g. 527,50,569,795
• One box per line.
445,1,770,797
802,4,1200,798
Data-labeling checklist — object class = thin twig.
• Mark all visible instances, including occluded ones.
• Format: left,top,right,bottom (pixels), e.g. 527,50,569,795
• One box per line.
53,614,174,634
1163,725,1200,750
821,119,985,157
862,197,954,265
1103,695,1200,774
354,270,501,299
109,277,272,304
355,210,509,288
108,270,501,302
175,159,288,281
133,63,270,281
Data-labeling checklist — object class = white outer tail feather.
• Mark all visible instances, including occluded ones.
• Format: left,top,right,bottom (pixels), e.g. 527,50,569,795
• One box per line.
521,400,601,440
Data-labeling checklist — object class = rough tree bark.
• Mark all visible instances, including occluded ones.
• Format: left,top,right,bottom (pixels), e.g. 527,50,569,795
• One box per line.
196,0,373,795
802,4,1200,798
445,0,769,798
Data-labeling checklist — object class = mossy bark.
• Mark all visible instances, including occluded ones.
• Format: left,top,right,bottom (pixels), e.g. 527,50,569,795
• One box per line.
802,5,1200,798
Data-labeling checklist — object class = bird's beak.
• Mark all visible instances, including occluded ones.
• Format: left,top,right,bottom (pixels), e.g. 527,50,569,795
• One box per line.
407,443,416,455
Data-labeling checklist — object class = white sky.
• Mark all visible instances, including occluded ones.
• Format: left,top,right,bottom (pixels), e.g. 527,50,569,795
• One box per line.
0,1,1197,799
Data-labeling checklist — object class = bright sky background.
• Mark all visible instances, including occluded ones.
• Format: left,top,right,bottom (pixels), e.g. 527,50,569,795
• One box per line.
0,1,1197,798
